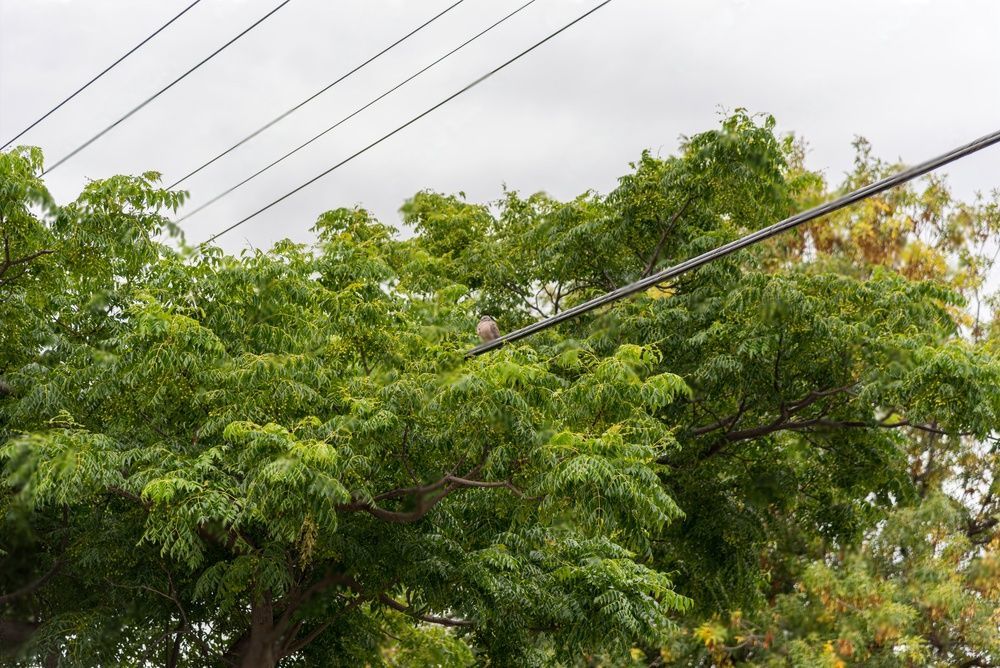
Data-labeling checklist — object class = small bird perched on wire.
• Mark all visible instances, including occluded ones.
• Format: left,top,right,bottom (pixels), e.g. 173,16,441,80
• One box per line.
477,315,500,343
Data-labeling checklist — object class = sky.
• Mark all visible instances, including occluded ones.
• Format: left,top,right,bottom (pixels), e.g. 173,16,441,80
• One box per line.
1,0,998,254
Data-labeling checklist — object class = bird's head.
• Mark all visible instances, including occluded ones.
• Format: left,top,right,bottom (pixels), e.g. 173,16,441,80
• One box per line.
479,315,495,322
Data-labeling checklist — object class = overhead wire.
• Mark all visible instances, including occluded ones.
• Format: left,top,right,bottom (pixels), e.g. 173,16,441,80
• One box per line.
200,0,614,246
1,0,204,151
176,0,540,222
466,128,1000,357
42,0,295,175
166,0,466,191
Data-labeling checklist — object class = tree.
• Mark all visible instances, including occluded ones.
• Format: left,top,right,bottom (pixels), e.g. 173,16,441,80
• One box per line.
654,133,1000,668
1,149,688,666
2,110,998,666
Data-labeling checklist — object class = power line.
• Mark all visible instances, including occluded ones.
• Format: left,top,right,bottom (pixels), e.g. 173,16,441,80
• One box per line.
467,128,1000,357
177,0,539,222
1,0,204,151
42,0,294,175
166,0,466,191
201,0,613,246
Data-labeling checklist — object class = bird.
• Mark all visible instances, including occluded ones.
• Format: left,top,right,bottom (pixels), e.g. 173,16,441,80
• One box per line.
476,315,500,343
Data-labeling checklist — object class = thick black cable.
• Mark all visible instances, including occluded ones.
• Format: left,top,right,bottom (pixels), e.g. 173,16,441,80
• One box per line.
166,0,466,191
201,0,613,245
467,128,1000,357
1,0,203,151
42,0,294,175
177,0,539,222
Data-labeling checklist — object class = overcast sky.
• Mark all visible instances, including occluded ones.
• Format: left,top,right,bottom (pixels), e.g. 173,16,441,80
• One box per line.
1,0,998,253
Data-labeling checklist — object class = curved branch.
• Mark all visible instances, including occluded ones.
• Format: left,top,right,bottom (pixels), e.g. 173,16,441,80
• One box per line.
373,476,449,502
444,475,532,499
338,488,454,524
378,594,474,628
348,471,533,524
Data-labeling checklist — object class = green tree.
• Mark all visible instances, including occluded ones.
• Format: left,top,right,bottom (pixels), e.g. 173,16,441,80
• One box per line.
2,110,998,667
656,135,1000,668
1,149,688,666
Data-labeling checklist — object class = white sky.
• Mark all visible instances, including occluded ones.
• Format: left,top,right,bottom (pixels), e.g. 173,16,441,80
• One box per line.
1,0,998,254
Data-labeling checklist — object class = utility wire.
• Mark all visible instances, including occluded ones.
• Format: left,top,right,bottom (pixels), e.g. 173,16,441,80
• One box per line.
467,128,1000,357
201,0,613,246
166,0,466,191
177,0,539,222
42,0,294,175
1,0,204,151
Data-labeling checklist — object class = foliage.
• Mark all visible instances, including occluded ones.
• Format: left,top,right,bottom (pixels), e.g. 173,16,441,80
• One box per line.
1,110,998,667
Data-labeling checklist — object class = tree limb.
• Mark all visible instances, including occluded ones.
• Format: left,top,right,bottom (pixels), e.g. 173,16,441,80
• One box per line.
0,234,54,283
338,488,455,524
687,416,967,464
280,593,368,657
674,382,966,465
642,197,692,277
274,573,358,637
378,594,474,628
443,475,532,499
0,558,64,605
278,576,372,658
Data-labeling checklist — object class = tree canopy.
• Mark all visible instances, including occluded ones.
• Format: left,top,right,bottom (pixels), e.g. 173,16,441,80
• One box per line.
2,111,998,667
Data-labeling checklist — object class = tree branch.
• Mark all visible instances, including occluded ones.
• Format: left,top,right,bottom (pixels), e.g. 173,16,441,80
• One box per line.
686,416,968,464
0,558,64,605
378,594,474,628
373,476,450,502
274,573,358,637
690,383,858,439
642,197,692,277
502,280,548,318
279,576,372,658
443,475,532,499
355,439,533,526
281,593,368,657
674,382,967,465
0,235,54,283
338,488,455,524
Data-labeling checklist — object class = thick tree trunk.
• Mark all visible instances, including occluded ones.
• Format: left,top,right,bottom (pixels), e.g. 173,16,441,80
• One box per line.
238,638,279,668
232,592,282,668
238,639,279,668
